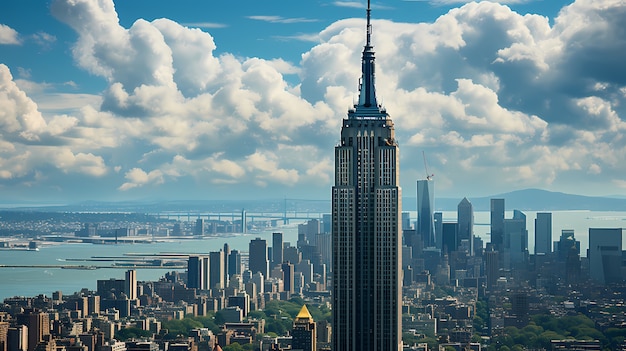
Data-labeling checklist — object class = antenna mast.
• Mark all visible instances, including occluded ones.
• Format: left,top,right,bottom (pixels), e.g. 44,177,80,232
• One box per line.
423,151,434,181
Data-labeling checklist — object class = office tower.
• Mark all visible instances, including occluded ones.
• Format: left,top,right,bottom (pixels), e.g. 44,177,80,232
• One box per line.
87,295,100,316
188,256,210,290
249,238,269,279
417,179,435,248
284,245,301,264
172,222,183,236
187,256,202,289
228,250,242,277
292,305,316,351
485,250,500,289
331,2,402,350
228,292,250,317
299,219,321,246
434,212,443,250
441,222,458,255
272,232,283,267
556,230,580,261
16,311,50,351
534,212,552,255
251,271,265,295
281,262,295,295
209,251,225,291
241,210,247,233
402,212,412,230
322,214,331,234
457,197,474,255
125,270,137,300
490,199,505,251
0,321,7,351
7,325,28,351
315,232,332,268
588,228,623,285
505,210,528,267
194,218,205,236
223,243,230,285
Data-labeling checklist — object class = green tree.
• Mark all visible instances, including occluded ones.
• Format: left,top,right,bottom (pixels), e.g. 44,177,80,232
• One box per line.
115,327,152,341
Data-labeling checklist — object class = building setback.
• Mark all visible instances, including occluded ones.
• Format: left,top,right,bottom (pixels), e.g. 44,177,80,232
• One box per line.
331,1,402,350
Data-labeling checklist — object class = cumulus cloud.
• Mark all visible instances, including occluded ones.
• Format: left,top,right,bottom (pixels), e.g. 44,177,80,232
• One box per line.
0,24,20,45
1,0,625,200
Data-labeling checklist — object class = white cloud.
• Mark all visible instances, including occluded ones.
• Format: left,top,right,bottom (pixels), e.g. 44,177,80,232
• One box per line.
1,0,625,200
0,24,20,45
119,167,164,190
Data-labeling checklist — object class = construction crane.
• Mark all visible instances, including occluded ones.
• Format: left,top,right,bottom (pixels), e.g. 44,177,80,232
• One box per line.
422,151,434,181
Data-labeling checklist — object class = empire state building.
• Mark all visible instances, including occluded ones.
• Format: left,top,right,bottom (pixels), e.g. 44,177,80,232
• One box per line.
331,1,402,350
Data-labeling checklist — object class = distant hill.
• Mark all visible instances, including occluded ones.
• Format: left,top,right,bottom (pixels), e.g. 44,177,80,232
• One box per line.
404,188,626,211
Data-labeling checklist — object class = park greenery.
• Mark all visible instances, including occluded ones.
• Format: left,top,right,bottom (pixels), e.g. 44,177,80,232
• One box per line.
485,314,626,351
120,296,624,350
156,297,330,342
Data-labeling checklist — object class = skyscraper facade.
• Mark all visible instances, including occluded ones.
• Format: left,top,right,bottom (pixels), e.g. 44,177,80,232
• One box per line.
125,269,137,300
332,2,402,350
209,251,225,291
457,197,474,255
249,238,269,279
292,305,317,351
417,179,435,248
272,232,283,267
534,212,552,255
490,198,505,251
588,228,623,285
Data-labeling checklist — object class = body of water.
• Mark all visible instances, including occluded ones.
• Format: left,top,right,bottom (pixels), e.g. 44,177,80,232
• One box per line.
0,226,299,300
1,211,625,300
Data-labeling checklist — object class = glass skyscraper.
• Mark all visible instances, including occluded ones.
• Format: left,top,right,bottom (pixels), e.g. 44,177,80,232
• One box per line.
331,1,402,350
417,179,435,248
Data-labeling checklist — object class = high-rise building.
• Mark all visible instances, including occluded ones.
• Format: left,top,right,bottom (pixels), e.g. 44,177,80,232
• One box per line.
0,321,8,351
588,228,623,285
534,212,552,255
555,230,580,261
209,251,225,291
249,238,269,279
457,198,474,255
228,250,242,277
16,311,49,351
194,218,205,236
272,232,283,267
292,305,316,351
490,199,505,251
505,210,528,267
331,2,402,350
223,243,230,286
188,256,210,290
7,325,28,351
281,262,295,295
125,270,137,300
417,179,435,248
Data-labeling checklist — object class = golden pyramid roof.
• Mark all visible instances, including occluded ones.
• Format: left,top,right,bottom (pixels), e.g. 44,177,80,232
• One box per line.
296,304,313,320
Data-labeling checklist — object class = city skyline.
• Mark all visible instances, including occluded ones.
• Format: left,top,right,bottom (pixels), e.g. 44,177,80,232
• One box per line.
1,0,626,203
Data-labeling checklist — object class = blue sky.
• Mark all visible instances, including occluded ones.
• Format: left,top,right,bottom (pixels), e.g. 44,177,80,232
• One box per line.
0,0,625,203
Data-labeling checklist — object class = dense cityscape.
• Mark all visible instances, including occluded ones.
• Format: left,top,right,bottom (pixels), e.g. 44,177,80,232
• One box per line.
2,0,626,351
0,200,625,351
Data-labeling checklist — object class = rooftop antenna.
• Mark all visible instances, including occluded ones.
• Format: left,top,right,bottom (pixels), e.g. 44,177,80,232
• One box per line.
423,151,434,181
366,0,372,48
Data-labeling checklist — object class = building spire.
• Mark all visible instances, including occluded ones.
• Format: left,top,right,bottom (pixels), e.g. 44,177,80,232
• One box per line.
357,0,378,109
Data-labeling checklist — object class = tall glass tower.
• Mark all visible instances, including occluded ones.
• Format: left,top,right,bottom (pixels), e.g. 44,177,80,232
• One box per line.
332,1,402,350
417,179,435,247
